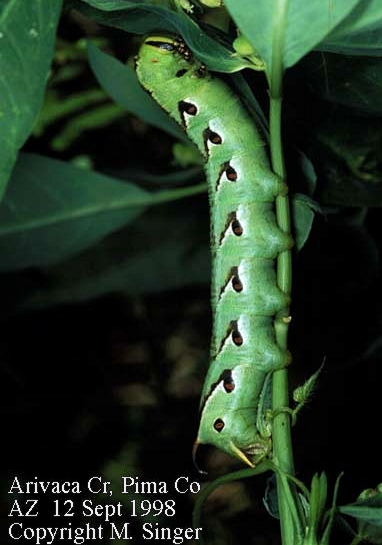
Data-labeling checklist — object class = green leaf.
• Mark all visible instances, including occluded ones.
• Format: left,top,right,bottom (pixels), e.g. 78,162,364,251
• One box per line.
347,485,382,543
321,26,382,56
87,41,186,141
80,0,169,9
292,194,318,252
291,154,319,251
307,473,328,537
19,201,211,309
323,0,382,54
0,0,63,199
230,72,269,137
334,0,382,35
339,489,382,527
292,361,324,404
309,112,382,206
300,53,382,115
223,0,361,73
72,0,249,72
124,166,203,186
0,153,205,271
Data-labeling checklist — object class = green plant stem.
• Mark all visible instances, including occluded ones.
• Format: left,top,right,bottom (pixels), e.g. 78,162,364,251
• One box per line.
267,1,304,543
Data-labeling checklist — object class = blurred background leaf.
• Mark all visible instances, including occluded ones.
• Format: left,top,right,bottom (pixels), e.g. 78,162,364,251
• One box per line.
0,0,63,198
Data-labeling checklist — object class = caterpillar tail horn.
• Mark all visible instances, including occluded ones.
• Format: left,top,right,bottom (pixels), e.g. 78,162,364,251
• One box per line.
227,442,255,468
192,440,207,475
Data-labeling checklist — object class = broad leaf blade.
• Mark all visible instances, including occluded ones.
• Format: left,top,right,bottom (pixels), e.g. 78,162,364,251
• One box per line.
300,53,382,114
223,0,361,72
0,0,63,199
20,202,211,309
0,153,204,271
339,492,382,527
321,0,382,56
320,26,382,55
87,41,186,141
72,0,248,72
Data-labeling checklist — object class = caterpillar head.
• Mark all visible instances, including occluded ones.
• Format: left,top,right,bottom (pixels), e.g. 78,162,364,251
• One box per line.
136,35,193,87
193,367,271,470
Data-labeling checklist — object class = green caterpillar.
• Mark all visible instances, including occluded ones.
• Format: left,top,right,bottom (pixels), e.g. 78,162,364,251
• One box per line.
136,35,292,467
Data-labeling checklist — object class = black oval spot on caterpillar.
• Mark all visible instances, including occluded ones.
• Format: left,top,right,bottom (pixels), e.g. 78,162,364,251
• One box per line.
216,162,236,190
223,318,244,344
218,213,242,245
231,325,243,345
231,218,243,236
232,274,243,292
176,69,187,78
203,128,223,146
216,321,240,353
221,369,235,392
226,164,237,181
179,101,197,116
213,418,225,432
217,161,238,186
